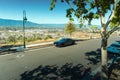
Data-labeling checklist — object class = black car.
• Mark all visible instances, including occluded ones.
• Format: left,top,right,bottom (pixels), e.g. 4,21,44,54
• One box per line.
54,38,75,47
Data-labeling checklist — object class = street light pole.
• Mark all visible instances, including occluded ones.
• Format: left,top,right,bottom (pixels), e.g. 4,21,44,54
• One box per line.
23,10,27,48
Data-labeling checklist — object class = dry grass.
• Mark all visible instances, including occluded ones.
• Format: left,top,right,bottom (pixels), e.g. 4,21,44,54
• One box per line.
26,39,56,45
72,32,101,39
0,32,102,47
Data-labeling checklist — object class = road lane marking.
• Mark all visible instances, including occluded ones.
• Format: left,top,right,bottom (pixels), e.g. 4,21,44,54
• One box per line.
16,54,25,58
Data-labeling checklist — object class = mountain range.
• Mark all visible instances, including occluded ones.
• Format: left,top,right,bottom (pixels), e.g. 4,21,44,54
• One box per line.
0,18,101,30
0,18,67,29
0,18,41,27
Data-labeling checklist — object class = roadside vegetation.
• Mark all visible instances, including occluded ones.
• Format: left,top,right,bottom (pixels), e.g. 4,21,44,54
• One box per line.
64,22,76,36
0,27,103,47
0,31,55,46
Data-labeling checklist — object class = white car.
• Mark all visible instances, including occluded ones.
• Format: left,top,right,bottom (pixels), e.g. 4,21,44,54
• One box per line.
107,41,120,55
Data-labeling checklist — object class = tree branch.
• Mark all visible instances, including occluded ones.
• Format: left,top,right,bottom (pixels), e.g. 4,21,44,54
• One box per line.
95,0,105,28
105,0,117,28
65,0,76,11
94,0,100,14
106,25,120,39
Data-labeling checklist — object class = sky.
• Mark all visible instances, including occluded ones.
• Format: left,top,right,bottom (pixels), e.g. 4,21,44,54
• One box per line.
0,0,101,25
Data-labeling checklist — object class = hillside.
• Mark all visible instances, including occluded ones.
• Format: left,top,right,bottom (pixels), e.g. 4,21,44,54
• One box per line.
0,18,40,27
0,18,100,29
0,18,67,29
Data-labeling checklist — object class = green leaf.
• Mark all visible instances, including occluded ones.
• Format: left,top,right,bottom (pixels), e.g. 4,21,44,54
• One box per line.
50,0,57,10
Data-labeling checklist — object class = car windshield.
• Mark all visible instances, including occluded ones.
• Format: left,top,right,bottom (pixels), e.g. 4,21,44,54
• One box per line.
59,38,68,42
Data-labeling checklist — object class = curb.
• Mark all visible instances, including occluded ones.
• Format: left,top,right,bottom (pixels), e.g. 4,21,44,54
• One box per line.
26,42,53,48
26,42,53,50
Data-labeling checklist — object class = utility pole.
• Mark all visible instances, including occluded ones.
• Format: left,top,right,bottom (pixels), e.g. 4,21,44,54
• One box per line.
23,10,27,48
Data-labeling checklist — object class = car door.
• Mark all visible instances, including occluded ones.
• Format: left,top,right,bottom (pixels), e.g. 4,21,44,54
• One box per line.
66,39,72,45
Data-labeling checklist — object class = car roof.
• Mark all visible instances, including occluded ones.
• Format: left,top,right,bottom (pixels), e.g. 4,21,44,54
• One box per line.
113,41,120,45
110,42,120,46
60,38,72,40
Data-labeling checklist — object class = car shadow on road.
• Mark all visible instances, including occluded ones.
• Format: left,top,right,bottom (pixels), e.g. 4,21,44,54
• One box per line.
20,63,94,80
85,48,114,65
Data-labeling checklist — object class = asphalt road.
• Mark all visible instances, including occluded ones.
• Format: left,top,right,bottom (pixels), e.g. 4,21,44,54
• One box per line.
0,36,119,80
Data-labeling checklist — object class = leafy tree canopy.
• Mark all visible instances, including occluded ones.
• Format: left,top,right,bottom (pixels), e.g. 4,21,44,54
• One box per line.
65,22,76,35
50,0,120,28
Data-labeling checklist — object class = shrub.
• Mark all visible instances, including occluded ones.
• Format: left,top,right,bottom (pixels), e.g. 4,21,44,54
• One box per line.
44,35,53,40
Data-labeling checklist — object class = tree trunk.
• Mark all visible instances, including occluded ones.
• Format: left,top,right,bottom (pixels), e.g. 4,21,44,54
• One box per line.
101,37,108,80
101,38,108,66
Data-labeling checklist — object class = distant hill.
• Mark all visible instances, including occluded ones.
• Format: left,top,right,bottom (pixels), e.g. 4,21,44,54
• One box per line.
0,18,101,30
0,18,67,29
0,18,40,28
